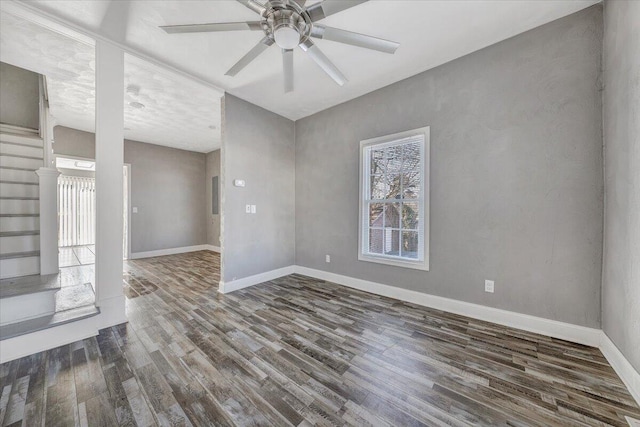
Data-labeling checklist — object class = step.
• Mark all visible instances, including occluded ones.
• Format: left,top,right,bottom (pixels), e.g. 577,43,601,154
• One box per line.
0,230,39,237
0,273,59,298
0,128,41,144
0,182,39,198
1,212,40,233
0,168,38,183
0,142,44,158
0,234,39,254
0,198,39,214
0,273,59,327
0,305,100,340
0,254,40,279
0,154,42,170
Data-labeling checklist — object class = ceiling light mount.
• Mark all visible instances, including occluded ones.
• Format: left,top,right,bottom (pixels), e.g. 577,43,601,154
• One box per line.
129,101,145,109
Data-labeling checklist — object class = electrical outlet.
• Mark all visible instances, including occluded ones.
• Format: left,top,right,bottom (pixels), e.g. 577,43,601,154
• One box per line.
325,254,331,263
251,205,256,214
132,207,138,214
245,204,251,213
485,280,495,293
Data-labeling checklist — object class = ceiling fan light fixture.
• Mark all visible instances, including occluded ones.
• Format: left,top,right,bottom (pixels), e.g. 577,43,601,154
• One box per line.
273,25,300,49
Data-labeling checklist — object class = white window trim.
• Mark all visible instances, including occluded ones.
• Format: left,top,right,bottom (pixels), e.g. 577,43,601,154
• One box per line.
358,126,430,271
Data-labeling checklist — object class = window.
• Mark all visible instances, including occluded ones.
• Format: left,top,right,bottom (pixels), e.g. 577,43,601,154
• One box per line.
359,127,429,270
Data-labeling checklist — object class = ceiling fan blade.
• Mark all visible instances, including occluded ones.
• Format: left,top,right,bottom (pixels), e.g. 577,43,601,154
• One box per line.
305,0,368,22
225,37,274,77
236,0,267,16
160,22,262,34
299,39,347,86
310,25,399,54
282,49,294,93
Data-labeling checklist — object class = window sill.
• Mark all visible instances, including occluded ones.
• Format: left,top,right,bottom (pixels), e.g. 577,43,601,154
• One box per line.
358,253,429,271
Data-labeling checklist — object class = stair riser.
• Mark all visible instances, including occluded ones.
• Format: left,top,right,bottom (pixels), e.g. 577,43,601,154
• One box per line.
0,156,42,170
0,217,40,233
0,256,40,279
0,183,39,198
0,290,56,326
0,235,39,254
0,199,39,215
0,133,43,148
0,168,38,184
0,143,43,159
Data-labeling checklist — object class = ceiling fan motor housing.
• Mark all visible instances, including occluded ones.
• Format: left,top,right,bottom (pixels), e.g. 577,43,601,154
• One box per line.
263,1,312,49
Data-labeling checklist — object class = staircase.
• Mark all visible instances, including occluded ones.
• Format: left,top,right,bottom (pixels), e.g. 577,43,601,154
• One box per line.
0,128,62,330
0,130,44,279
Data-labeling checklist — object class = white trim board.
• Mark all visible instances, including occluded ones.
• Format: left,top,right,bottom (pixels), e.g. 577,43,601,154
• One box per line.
599,332,640,405
130,244,216,259
219,266,295,294
205,245,221,253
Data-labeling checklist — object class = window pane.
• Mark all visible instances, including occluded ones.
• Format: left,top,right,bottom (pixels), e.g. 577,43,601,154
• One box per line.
384,172,401,200
369,203,384,227
401,172,420,199
402,231,419,259
383,203,400,228
385,145,403,175
384,229,400,256
370,149,385,174
402,142,420,171
370,175,387,200
369,228,383,254
402,202,419,230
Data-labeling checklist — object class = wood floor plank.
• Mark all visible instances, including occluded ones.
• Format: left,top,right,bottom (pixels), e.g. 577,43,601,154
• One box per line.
1,250,638,426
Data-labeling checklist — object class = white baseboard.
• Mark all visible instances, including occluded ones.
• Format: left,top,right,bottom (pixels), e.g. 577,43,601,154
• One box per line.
203,244,221,253
219,265,295,294
599,332,640,405
130,244,213,259
294,266,602,347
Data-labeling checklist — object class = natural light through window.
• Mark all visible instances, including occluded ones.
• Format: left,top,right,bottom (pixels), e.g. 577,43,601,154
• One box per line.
359,127,430,270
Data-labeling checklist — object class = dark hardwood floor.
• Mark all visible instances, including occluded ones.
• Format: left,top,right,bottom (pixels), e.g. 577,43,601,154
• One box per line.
1,250,639,426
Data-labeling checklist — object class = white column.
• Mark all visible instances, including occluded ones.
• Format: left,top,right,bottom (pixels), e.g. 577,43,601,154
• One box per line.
94,40,126,327
35,167,60,275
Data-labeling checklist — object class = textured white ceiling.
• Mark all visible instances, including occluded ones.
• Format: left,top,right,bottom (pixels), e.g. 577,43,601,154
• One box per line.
0,9,221,153
18,0,600,121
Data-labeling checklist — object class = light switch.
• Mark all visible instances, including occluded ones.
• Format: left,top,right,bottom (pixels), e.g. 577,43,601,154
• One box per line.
132,207,138,214
234,179,246,187
250,205,256,214
245,204,251,213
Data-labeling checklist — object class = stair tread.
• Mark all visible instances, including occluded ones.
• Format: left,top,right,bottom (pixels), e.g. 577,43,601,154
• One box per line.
0,250,40,260
0,166,39,172
0,273,60,298
0,180,39,185
0,197,39,200
0,305,100,340
0,140,44,148
0,230,40,237
0,153,43,160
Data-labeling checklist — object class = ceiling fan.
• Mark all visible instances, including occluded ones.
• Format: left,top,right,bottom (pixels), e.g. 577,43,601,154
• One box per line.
160,0,399,92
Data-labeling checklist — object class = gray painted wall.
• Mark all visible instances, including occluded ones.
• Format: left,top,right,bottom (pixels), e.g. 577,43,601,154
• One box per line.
602,0,640,371
125,140,207,253
53,126,96,159
53,126,208,253
295,6,604,327
0,62,40,130
222,94,295,282
206,149,221,247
